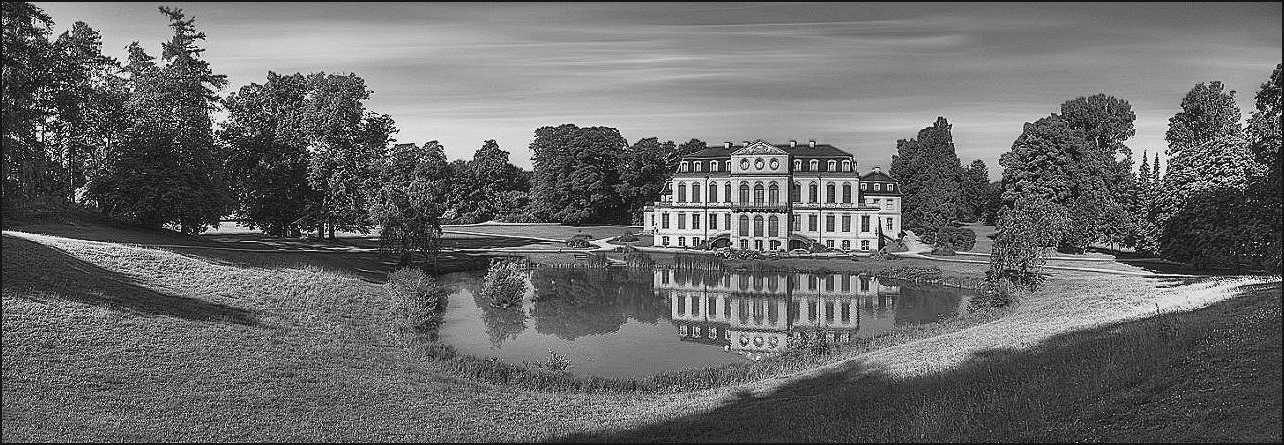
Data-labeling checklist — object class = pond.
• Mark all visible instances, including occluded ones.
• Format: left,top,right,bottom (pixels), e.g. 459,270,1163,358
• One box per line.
435,267,970,379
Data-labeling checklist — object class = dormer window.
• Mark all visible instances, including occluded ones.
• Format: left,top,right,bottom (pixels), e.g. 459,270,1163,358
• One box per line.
709,161,717,172
827,160,837,171
693,162,701,172
842,160,852,171
681,162,688,172
861,183,868,191
809,160,818,171
874,183,881,191
888,183,894,192
724,160,731,171
793,159,802,171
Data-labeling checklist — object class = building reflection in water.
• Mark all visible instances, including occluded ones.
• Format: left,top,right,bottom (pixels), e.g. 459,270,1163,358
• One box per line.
659,269,905,360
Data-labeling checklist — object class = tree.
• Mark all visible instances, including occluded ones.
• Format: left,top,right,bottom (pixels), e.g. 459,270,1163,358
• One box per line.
617,137,675,224
3,2,57,209
987,196,1070,290
1244,63,1282,270
1059,94,1137,204
368,142,445,266
957,160,990,222
529,124,628,224
889,117,963,235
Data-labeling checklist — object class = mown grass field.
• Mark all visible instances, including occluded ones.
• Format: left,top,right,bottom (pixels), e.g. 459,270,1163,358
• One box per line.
2,223,1279,442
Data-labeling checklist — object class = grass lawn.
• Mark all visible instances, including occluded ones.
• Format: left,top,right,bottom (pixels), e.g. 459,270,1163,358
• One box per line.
2,223,1279,441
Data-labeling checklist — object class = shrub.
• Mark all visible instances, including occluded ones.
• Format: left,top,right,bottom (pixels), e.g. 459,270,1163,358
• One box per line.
614,231,639,243
969,278,1021,311
544,348,572,372
808,243,830,253
481,260,528,308
386,267,447,332
931,241,957,256
935,226,977,251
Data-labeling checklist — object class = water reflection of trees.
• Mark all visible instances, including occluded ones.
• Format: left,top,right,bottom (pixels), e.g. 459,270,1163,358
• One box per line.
468,279,528,348
892,283,964,326
527,268,665,341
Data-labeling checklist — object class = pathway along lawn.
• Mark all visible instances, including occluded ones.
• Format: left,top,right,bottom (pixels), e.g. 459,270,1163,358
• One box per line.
2,229,1279,442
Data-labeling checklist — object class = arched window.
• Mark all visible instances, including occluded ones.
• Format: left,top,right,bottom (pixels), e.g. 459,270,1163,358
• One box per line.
842,183,852,203
753,216,764,237
826,183,836,203
694,162,701,172
791,182,801,202
738,215,750,236
768,183,779,204
809,160,818,171
842,160,851,171
793,159,802,171
681,162,688,172
692,184,701,203
828,160,837,171
724,182,732,203
708,183,717,202
768,215,778,237
753,183,765,204
709,161,717,172
739,183,750,203
677,183,686,202
724,160,731,171
888,183,895,192
808,183,818,203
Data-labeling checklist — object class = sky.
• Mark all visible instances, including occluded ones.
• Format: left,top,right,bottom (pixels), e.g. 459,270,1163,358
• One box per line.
34,2,1282,180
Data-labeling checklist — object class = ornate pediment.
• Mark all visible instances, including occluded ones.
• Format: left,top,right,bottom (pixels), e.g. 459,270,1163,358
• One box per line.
731,140,788,156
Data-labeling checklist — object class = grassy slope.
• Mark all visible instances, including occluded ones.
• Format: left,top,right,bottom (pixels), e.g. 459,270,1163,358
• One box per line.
2,226,1279,441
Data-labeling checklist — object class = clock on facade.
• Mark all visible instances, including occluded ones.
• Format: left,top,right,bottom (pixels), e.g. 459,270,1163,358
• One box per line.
740,159,750,170
769,159,779,170
754,158,764,170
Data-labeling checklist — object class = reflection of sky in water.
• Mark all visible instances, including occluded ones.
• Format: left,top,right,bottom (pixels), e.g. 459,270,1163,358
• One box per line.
435,268,968,378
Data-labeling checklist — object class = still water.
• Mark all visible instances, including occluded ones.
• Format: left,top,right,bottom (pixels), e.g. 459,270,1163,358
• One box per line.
435,267,969,378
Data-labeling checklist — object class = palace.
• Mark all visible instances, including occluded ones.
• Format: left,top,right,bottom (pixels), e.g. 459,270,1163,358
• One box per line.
641,139,901,252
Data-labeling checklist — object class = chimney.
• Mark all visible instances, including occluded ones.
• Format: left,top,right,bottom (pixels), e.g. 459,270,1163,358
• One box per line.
723,141,731,149
789,140,797,148
742,140,751,147
808,140,816,148
873,165,881,174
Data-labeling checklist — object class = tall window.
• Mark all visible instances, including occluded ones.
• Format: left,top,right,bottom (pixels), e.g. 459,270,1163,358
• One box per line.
724,182,732,203
708,184,717,202
753,216,764,237
725,214,731,229
739,183,750,203
709,214,717,230
692,213,700,230
677,184,686,202
842,215,851,232
791,215,801,231
678,213,686,229
662,213,670,229
808,183,818,203
768,216,779,237
826,183,836,203
692,184,701,203
842,184,852,203
768,183,779,204
791,182,801,202
886,217,894,231
753,183,765,204
738,215,750,236
808,215,817,231
825,215,835,232
860,215,870,232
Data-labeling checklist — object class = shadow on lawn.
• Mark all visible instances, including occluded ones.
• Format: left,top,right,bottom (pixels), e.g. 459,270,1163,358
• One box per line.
2,235,259,326
555,281,1282,443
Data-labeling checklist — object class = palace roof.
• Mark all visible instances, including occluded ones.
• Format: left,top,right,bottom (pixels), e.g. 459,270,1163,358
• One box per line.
685,141,852,159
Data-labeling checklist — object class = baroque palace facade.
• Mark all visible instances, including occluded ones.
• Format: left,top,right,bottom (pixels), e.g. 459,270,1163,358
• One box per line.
642,140,901,252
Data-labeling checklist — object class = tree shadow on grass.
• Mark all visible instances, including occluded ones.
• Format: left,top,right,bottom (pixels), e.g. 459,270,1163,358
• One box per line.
554,281,1282,442
2,235,258,326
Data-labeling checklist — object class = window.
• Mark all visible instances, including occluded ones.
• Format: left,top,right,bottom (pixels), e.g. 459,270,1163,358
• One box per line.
662,236,670,246
860,183,867,191
886,217,894,231
842,184,852,203
724,182,732,203
678,237,686,247
692,237,700,247
842,160,852,171
791,182,801,202
709,161,717,172
842,215,851,232
753,216,764,237
808,183,818,203
678,213,686,229
708,184,717,202
793,159,802,171
754,240,763,250
692,213,700,230
828,160,837,171
740,183,750,203
677,184,686,202
768,215,778,237
885,200,894,210
791,215,800,231
860,215,870,232
810,160,818,170
826,240,834,248
874,183,881,191
692,184,701,203
826,215,835,232
841,240,850,250
740,239,749,250
739,215,750,236
826,183,836,203
725,160,731,171
861,240,870,251
753,183,764,204
709,214,717,230
808,215,817,231
694,162,701,172
680,162,687,172
768,183,779,204
725,214,731,229
887,183,894,192
662,213,670,229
